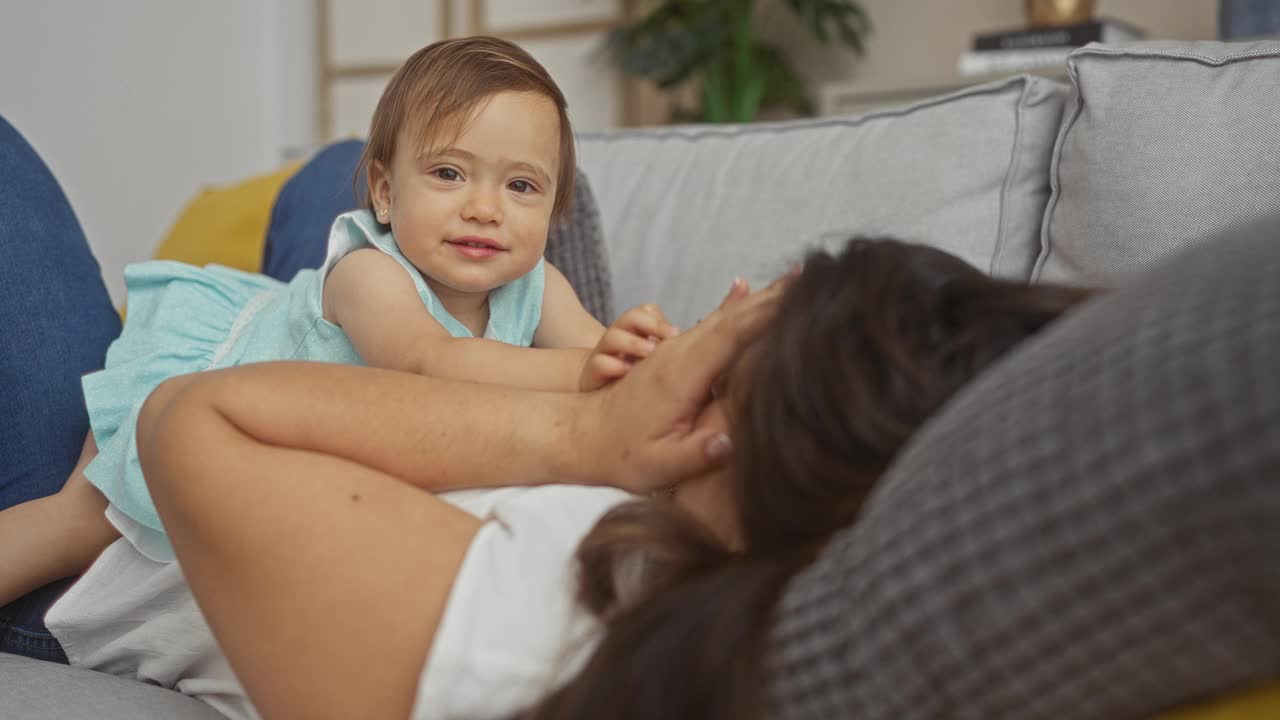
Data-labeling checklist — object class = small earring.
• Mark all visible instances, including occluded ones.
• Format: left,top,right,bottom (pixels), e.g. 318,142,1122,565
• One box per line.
378,207,388,217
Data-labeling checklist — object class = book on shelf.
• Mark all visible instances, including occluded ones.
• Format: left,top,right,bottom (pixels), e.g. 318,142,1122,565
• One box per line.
973,18,1145,51
958,17,1145,77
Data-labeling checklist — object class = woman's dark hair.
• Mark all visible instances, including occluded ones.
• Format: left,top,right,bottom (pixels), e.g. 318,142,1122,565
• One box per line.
525,238,1093,720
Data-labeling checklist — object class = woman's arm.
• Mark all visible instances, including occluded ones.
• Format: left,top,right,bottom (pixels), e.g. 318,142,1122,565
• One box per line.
135,276,781,719
140,373,481,720
325,248,590,392
147,362,587,492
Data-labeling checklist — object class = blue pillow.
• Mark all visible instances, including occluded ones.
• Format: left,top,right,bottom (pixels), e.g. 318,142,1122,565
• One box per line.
261,139,365,282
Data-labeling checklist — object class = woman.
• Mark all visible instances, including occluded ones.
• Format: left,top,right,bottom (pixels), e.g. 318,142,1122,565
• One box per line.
0,114,1087,719
127,241,1086,720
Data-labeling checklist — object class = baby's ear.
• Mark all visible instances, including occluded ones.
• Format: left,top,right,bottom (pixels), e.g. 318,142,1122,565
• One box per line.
367,160,391,209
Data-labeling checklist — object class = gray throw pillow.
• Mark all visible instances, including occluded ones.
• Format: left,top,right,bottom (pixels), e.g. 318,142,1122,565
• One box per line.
1034,40,1280,285
770,221,1280,719
546,168,614,324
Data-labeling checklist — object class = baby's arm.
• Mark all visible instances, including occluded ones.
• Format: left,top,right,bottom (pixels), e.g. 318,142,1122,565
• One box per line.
324,249,588,392
535,263,680,391
0,433,118,607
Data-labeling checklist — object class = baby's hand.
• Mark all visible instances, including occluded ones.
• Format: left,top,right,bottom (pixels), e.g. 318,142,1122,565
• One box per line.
580,304,680,392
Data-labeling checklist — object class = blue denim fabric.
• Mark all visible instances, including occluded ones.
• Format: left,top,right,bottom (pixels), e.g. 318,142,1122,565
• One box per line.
0,130,363,662
0,115,120,662
1220,0,1280,39
262,139,366,280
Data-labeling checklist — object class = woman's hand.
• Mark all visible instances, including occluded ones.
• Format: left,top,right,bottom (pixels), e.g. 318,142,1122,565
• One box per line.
576,277,783,494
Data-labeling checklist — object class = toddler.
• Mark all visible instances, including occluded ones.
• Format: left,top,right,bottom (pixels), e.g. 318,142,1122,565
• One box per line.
0,36,675,603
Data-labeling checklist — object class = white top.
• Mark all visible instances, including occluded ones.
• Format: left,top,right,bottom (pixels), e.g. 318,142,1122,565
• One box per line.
46,484,632,720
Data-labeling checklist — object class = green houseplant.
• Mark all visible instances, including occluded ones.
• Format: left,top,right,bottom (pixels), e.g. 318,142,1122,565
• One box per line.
606,0,870,123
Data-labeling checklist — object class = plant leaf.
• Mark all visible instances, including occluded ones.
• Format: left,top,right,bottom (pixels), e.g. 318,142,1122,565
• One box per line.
600,0,866,121
781,0,871,54
754,42,814,115
601,2,730,88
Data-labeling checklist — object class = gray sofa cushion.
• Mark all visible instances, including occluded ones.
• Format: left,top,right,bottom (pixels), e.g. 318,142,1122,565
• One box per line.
1,652,224,719
1034,40,1280,285
577,76,1068,327
769,221,1280,719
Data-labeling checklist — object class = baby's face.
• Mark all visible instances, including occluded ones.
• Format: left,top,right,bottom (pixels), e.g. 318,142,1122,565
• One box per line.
373,91,561,303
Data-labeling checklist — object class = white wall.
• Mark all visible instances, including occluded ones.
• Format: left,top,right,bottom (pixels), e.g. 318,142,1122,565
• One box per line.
0,1,317,304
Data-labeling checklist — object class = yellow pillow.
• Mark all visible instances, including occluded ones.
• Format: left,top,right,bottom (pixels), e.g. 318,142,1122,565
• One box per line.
1160,681,1280,720
152,162,301,271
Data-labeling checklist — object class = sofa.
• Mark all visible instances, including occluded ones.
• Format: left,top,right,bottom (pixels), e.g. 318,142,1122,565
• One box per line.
4,38,1280,718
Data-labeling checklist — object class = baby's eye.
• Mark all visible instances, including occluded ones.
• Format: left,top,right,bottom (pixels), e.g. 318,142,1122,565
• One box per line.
433,168,460,182
508,179,535,194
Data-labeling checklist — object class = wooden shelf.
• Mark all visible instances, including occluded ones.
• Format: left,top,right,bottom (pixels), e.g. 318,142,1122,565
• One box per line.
317,0,629,141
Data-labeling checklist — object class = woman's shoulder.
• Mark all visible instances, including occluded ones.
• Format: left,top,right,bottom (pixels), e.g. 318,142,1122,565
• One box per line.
414,485,632,719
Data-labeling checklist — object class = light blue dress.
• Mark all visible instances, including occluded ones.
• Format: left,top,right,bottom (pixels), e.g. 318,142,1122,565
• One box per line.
82,209,545,561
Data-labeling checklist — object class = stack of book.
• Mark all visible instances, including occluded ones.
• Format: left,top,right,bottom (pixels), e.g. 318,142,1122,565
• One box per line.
958,18,1145,77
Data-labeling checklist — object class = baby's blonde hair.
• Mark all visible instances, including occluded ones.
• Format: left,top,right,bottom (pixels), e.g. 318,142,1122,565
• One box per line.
358,36,576,222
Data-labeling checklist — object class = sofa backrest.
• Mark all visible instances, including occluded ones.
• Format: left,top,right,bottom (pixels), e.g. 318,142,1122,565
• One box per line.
576,76,1068,327
1033,39,1280,286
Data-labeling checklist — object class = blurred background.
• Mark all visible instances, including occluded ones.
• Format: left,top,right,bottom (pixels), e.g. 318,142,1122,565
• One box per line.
2,0,1274,304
